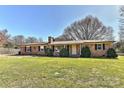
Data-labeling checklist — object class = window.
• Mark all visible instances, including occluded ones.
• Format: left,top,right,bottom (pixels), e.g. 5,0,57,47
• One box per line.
26,47,31,52
25,46,31,52
97,44,102,50
55,48,59,52
37,46,45,52
40,49,44,52
95,44,104,50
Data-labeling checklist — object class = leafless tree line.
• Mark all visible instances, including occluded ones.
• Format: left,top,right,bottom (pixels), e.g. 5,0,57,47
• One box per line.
0,29,43,48
119,6,124,43
55,15,114,41
0,15,115,49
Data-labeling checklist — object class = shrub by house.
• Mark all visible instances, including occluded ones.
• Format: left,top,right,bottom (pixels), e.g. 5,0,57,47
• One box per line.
59,48,69,57
19,37,114,57
80,46,91,58
106,48,118,58
45,48,53,56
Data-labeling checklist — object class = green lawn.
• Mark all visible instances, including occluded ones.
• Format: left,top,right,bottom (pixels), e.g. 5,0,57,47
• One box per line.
0,55,124,88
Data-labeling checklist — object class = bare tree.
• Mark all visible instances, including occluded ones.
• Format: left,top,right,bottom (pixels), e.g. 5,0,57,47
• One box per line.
26,36,38,43
119,6,124,47
55,15,114,41
106,26,114,41
12,35,25,46
0,29,11,46
38,37,43,43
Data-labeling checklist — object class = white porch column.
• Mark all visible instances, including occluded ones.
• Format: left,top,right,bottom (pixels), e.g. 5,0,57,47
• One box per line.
64,45,66,48
80,44,82,55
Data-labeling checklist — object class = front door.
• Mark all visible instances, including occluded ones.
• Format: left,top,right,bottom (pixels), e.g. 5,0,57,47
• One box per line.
76,44,80,55
72,45,77,55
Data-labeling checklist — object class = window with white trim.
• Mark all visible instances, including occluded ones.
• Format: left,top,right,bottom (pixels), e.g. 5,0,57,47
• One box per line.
40,49,44,52
55,48,60,52
39,46,44,52
95,44,104,50
97,44,102,50
26,46,31,52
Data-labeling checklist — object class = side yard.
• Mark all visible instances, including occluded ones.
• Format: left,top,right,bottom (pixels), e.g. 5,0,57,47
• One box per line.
0,55,124,87
0,48,19,55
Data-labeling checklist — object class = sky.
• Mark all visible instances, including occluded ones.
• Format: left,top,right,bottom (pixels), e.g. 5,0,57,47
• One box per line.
0,5,119,41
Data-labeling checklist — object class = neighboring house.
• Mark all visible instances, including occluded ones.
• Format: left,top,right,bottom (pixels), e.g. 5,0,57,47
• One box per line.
19,36,114,57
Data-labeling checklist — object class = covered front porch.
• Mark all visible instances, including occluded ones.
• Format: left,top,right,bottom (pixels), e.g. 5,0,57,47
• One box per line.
51,44,82,57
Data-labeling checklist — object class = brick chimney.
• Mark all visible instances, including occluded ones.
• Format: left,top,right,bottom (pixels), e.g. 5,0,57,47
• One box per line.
48,36,54,43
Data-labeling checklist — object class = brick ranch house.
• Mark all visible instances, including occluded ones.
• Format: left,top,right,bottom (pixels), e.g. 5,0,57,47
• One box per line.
19,36,114,57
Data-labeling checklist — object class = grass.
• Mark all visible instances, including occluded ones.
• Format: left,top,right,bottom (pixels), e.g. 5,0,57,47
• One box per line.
0,55,124,87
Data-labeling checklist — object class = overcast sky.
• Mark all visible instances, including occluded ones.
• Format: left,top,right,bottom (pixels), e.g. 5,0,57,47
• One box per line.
0,5,119,41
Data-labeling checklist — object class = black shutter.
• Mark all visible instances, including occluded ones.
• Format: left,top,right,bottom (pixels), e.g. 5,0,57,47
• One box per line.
67,45,69,51
44,46,46,50
95,44,97,50
25,46,26,52
30,46,32,52
52,46,54,51
38,46,40,51
103,44,105,50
